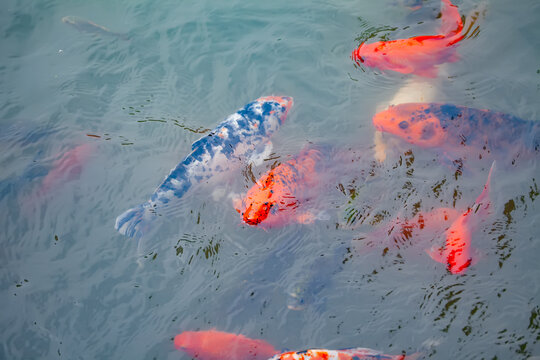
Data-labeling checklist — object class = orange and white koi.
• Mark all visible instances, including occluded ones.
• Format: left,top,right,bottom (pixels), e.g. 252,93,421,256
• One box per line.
352,0,463,77
237,147,324,228
269,347,420,360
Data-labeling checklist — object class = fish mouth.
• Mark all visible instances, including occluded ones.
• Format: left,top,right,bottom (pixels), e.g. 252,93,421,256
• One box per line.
242,203,272,225
62,16,75,24
243,216,263,226
352,43,365,64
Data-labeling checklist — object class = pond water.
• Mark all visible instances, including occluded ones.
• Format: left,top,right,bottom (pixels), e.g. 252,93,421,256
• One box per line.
1,0,539,359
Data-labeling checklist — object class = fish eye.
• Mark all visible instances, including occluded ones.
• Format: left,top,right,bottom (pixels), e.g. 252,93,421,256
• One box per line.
398,121,409,129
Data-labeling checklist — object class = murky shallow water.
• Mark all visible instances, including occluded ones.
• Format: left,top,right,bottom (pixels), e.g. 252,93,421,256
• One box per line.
1,0,539,359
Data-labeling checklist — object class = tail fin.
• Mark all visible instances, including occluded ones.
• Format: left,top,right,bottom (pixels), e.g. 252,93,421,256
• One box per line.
115,203,154,238
440,0,463,37
475,161,494,204
473,161,495,217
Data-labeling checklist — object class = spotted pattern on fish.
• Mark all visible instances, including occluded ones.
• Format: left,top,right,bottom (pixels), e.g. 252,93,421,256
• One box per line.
115,96,293,237
267,347,407,360
373,102,540,154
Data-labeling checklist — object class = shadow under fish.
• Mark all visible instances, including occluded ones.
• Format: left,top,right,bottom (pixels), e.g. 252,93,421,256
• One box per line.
62,16,129,40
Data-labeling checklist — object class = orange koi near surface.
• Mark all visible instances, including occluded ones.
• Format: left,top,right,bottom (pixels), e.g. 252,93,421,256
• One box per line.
174,329,278,360
237,148,324,228
352,0,464,77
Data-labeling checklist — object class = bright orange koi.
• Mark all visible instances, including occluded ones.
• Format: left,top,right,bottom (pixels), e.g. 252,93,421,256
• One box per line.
352,0,463,77
174,329,278,360
237,148,323,228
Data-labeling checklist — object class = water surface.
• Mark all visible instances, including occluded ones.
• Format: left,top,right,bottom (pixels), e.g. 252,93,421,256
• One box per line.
1,0,539,359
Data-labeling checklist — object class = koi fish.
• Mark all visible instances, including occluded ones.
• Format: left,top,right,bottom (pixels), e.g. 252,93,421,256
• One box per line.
268,348,420,360
426,161,494,274
39,143,94,194
115,96,293,237
237,147,323,228
352,0,463,77
372,103,540,162
174,329,278,360
62,16,129,40
356,207,460,253
357,162,494,274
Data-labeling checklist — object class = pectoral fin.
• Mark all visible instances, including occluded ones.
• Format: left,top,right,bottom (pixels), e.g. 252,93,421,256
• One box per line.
470,247,484,266
248,141,273,166
414,66,439,78
426,246,446,264
296,212,316,224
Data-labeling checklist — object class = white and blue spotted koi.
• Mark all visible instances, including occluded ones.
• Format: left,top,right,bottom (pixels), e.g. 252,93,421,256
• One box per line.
115,96,293,237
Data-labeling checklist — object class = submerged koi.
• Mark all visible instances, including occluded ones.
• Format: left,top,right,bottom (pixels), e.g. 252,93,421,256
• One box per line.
237,147,323,228
361,163,493,274
62,16,129,40
174,329,278,360
352,0,463,77
268,347,420,360
115,96,293,237
426,162,494,274
357,207,460,253
372,103,540,161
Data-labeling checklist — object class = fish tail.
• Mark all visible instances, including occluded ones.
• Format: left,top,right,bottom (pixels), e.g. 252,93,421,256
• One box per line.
115,203,155,238
440,0,463,38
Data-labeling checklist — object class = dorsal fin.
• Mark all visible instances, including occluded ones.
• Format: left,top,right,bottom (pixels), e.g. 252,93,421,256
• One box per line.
475,161,494,205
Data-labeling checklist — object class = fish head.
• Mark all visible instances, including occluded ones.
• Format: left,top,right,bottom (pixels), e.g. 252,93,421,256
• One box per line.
256,96,294,124
241,173,277,226
174,331,203,353
352,41,404,71
62,16,85,26
61,16,77,25
446,247,472,275
373,103,447,147
352,41,379,68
